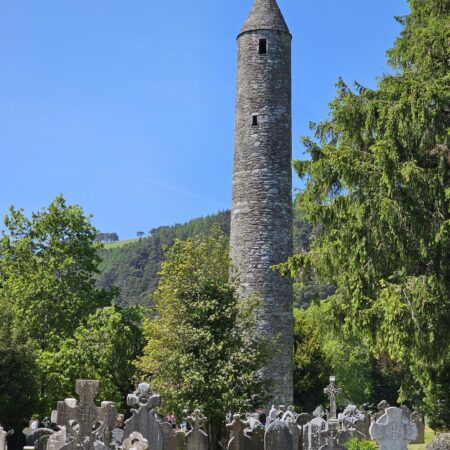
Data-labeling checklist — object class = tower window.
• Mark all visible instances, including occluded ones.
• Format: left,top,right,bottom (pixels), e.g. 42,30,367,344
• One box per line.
258,39,267,54
252,114,258,126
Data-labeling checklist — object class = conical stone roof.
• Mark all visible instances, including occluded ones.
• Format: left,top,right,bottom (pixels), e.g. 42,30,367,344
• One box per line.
239,0,290,36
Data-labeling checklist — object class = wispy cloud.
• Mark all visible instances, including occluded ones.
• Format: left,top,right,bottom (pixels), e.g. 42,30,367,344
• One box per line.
143,177,227,208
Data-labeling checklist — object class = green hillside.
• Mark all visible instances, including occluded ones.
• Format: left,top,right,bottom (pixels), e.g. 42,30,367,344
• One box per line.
96,209,334,307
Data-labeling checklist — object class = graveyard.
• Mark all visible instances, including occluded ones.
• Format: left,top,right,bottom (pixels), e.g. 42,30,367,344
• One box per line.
0,1,449,450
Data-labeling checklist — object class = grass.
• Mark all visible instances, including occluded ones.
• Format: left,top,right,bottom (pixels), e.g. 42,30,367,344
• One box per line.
102,238,139,249
409,425,435,450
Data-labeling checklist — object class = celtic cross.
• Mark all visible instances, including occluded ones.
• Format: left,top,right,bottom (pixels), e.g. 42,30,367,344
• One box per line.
324,376,342,420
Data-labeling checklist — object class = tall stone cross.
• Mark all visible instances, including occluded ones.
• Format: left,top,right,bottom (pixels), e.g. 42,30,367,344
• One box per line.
57,380,117,450
324,377,342,420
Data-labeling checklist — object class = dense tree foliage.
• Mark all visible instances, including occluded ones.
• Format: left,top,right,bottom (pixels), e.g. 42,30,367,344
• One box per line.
284,0,449,429
136,229,271,450
0,197,143,426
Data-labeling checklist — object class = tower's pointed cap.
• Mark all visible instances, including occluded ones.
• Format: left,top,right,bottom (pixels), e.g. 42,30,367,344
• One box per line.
239,0,290,36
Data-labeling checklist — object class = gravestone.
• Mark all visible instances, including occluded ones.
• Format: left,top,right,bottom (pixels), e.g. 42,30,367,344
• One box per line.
186,410,208,450
267,407,278,427
337,405,365,444
410,412,425,445
0,426,7,450
111,429,124,450
25,429,54,448
57,380,117,450
324,377,342,421
245,424,264,450
312,408,325,420
426,433,450,450
227,415,251,450
123,432,149,450
46,427,66,450
319,421,345,450
281,410,301,450
160,422,177,450
305,418,327,450
297,414,312,450
123,383,163,450
369,407,418,450
265,420,292,450
372,401,390,423
176,431,186,450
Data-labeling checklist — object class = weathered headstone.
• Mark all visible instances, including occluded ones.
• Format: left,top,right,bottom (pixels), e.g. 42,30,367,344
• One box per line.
227,415,251,450
0,426,7,450
111,429,124,450
372,401,390,423
297,414,312,450
324,377,342,421
337,404,365,444
46,427,66,450
176,430,186,450
267,407,278,427
245,424,264,450
312,408,325,420
160,422,177,450
123,383,163,450
369,407,418,450
186,410,208,450
426,433,450,450
410,411,425,445
57,380,117,450
123,432,149,450
265,420,292,450
26,429,54,448
319,421,345,450
305,418,327,450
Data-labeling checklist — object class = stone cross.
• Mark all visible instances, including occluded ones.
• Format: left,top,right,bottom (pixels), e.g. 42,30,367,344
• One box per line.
227,415,250,450
57,380,117,450
324,377,342,420
187,410,207,432
123,432,149,450
369,407,418,450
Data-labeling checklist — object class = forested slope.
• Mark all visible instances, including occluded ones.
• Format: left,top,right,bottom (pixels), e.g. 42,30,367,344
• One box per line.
96,209,333,307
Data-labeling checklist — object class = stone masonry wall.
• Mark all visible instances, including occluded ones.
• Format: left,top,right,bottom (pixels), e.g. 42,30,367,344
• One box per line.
230,27,293,405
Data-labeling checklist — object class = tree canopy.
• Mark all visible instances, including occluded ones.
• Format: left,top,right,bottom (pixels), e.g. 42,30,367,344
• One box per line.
283,0,449,429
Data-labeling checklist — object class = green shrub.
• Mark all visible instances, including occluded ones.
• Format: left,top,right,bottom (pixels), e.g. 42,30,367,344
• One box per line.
345,438,377,450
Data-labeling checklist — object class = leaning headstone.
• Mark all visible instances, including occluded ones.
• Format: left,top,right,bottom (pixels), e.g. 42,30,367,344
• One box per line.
426,433,450,450
186,410,208,450
265,420,292,450
46,427,66,450
227,415,251,450
305,417,327,450
160,423,177,450
0,426,7,450
410,411,425,445
123,383,163,450
57,380,117,450
369,407,418,450
123,432,149,450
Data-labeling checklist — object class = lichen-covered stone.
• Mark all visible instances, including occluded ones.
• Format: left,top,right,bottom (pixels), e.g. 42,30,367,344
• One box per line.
427,433,450,450
231,0,293,405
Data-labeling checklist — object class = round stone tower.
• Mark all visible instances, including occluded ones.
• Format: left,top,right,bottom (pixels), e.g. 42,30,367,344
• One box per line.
230,0,293,405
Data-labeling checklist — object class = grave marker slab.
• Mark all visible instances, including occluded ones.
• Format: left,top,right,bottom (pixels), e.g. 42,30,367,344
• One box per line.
369,407,418,450
186,410,208,450
265,420,292,450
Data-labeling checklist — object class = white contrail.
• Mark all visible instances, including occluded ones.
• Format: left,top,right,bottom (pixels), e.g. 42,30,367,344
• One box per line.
143,177,227,208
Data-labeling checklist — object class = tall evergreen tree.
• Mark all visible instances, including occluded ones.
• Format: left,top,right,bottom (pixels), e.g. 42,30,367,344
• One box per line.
284,0,449,428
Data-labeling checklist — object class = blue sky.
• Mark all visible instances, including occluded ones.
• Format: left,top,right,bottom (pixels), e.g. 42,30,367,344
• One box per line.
0,0,410,239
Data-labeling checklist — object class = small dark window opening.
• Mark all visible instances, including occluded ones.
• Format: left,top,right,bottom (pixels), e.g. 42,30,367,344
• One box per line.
259,39,267,54
252,114,258,126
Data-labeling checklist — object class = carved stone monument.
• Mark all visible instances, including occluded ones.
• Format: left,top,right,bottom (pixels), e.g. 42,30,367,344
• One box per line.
186,410,208,450
123,383,163,450
369,407,418,450
227,415,252,450
123,432,149,450
324,377,342,421
57,380,117,450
